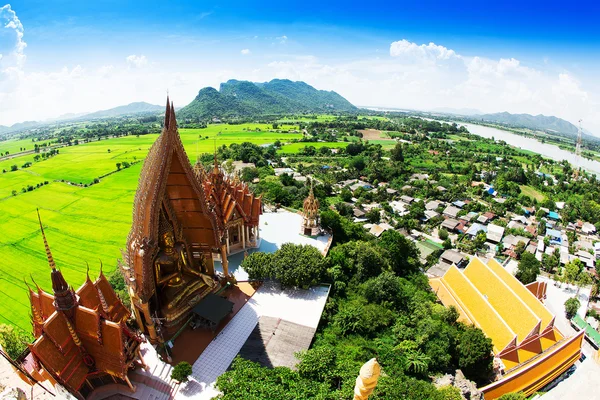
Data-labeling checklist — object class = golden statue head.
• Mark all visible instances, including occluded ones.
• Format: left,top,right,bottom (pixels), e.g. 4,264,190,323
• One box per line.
160,231,175,249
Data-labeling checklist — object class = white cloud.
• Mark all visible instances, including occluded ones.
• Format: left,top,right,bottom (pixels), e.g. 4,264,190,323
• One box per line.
276,35,288,44
390,39,458,62
0,4,27,67
262,40,599,133
126,54,148,68
1,23,599,137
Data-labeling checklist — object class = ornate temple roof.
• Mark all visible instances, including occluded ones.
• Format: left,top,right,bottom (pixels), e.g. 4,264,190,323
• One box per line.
195,156,262,227
302,182,319,219
123,97,224,302
26,213,140,395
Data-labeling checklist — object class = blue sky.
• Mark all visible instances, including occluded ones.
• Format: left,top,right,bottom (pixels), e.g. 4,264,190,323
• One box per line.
2,0,600,132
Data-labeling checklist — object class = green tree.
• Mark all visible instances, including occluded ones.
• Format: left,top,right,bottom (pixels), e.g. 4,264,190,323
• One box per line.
240,252,274,280
0,324,32,359
171,361,193,383
340,187,352,203
272,243,326,288
565,259,584,286
297,347,336,383
378,230,420,276
515,252,540,284
456,326,494,384
438,228,449,241
514,240,526,258
365,208,381,224
564,297,580,319
390,143,404,162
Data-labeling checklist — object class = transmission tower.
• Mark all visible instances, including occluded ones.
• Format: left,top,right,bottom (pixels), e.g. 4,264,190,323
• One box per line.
575,119,582,177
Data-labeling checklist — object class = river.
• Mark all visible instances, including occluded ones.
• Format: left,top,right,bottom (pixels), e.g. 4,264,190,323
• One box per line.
450,122,600,176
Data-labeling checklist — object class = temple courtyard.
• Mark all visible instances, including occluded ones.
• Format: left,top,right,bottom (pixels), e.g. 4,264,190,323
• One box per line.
120,282,330,400
89,209,333,399
215,209,332,281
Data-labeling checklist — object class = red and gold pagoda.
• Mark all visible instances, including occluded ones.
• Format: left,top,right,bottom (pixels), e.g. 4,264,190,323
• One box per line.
120,97,261,345
22,212,144,399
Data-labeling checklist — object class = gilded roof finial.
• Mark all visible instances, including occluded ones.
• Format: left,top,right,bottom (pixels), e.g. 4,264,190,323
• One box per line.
99,259,104,276
24,278,33,294
36,209,56,270
30,274,41,292
85,262,91,281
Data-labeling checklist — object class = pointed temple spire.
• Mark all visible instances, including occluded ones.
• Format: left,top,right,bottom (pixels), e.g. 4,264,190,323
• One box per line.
169,100,176,130
36,209,56,270
164,95,171,130
37,209,77,315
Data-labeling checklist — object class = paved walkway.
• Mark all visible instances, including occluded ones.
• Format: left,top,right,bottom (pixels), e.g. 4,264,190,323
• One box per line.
135,282,330,399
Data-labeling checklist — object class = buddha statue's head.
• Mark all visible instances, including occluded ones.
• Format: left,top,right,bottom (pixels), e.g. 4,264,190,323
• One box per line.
160,231,175,249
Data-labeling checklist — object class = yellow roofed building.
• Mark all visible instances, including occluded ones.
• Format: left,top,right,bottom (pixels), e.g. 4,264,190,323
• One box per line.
429,258,584,399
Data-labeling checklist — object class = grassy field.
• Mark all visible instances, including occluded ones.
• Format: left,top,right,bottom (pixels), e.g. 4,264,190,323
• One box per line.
0,138,37,155
519,185,546,202
278,142,349,154
0,122,353,331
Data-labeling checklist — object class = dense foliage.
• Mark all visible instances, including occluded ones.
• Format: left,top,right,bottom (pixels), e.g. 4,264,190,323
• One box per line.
241,243,326,289
515,252,541,284
218,215,494,398
0,324,32,359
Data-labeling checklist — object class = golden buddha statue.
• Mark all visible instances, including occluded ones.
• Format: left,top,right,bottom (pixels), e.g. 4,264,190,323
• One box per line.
154,229,217,319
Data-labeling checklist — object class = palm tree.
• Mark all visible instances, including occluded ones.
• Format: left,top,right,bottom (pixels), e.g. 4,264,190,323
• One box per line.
404,351,430,375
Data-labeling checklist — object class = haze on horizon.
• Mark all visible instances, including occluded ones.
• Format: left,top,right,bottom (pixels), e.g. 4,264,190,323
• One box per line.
1,0,599,134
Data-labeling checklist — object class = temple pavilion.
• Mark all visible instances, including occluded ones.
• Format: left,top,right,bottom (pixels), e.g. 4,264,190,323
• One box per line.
430,258,584,399
120,97,261,345
19,212,145,399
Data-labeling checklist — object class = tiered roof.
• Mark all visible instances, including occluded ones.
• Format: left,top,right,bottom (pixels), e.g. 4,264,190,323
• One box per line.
123,98,224,302
430,257,584,399
196,156,261,227
302,183,319,219
26,213,142,395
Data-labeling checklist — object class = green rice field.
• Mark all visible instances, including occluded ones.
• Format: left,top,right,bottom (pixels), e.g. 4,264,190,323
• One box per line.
0,122,314,331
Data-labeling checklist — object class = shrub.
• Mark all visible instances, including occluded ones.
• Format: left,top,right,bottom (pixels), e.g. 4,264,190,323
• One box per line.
171,361,193,383
564,297,580,320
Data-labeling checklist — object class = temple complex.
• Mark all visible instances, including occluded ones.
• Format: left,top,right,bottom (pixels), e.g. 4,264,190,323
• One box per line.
430,258,584,399
300,182,320,236
19,212,144,399
120,97,261,346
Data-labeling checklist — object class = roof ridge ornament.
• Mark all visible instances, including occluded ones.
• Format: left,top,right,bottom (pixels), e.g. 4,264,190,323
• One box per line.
36,209,56,270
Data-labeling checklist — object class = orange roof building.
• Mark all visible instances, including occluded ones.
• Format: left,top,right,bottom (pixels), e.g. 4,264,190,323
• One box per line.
430,258,583,399
21,213,144,399
120,97,261,346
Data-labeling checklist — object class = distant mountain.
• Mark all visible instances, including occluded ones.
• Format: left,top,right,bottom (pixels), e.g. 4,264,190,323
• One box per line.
178,79,356,119
82,102,163,119
475,112,579,135
431,107,482,116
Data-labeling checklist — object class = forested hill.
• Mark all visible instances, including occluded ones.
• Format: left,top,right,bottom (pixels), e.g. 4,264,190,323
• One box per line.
82,102,163,119
178,79,357,119
475,112,579,135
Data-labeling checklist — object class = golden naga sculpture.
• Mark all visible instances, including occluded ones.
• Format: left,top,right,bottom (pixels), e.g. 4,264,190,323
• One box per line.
154,223,216,314
353,358,381,400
